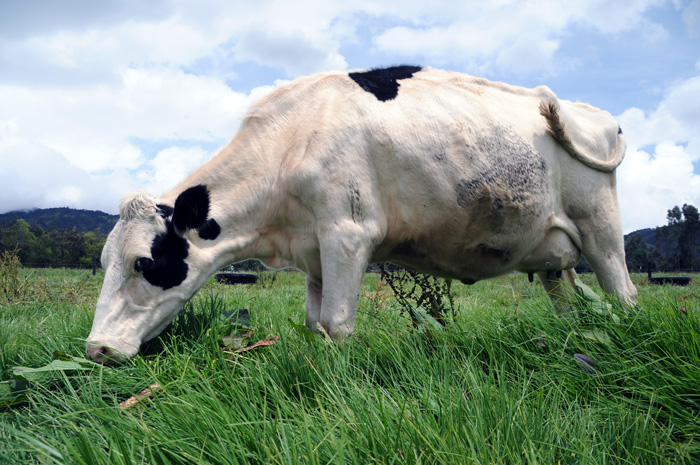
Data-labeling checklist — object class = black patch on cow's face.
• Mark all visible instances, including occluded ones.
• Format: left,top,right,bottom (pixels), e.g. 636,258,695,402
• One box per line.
173,185,211,234
618,126,623,135
198,218,220,240
349,65,422,101
156,204,174,218
142,221,189,290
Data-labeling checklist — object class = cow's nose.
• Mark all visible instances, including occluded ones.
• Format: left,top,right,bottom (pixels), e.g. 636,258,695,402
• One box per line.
85,343,124,365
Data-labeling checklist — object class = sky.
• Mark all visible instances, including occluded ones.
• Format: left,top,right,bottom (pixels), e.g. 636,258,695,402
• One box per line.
1,0,699,233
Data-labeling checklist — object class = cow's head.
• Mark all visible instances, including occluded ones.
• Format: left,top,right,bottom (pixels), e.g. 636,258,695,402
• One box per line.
86,185,221,363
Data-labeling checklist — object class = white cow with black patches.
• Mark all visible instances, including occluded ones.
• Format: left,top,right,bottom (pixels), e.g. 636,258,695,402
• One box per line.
86,66,637,363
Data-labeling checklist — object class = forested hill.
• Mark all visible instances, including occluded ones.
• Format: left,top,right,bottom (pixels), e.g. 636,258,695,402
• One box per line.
0,208,118,234
622,204,700,272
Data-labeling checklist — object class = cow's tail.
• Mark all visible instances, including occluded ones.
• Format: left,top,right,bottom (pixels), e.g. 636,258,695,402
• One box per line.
539,100,626,173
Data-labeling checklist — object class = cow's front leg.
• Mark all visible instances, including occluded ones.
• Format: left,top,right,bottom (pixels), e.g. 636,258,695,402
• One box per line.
317,225,372,341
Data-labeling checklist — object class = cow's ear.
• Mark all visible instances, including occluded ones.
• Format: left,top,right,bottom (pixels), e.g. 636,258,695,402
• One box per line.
172,185,210,236
156,204,174,218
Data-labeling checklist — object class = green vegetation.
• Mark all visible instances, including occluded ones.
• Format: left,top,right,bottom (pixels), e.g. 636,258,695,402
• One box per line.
1,265,699,464
0,207,116,269
0,219,106,268
625,203,700,272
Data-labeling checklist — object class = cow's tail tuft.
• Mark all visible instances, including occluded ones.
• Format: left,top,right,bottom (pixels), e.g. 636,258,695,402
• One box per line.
539,100,626,173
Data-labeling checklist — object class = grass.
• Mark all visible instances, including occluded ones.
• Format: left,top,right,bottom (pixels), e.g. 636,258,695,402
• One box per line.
1,267,699,464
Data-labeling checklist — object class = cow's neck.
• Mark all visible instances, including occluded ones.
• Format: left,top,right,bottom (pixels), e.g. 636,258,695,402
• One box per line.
158,126,299,272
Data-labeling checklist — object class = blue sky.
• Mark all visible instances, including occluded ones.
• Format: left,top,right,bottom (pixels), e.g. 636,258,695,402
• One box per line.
1,0,699,233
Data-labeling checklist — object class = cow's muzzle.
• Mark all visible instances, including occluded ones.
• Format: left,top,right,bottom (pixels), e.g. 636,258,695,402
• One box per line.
85,342,129,365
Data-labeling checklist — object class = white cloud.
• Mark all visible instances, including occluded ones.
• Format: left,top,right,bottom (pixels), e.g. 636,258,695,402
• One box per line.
0,61,281,213
233,28,347,77
616,72,700,232
371,0,666,74
141,146,214,197
0,67,250,173
0,0,172,40
571,0,668,34
683,0,700,37
618,143,700,232
618,74,700,152
0,136,139,213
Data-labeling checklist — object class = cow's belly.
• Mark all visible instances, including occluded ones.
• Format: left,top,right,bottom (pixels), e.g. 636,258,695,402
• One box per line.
373,212,580,284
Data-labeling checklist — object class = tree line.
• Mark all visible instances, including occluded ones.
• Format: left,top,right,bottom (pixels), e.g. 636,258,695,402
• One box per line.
0,219,106,269
624,203,700,273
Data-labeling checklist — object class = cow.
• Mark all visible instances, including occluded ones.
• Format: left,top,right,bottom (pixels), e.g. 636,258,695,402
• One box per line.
86,66,637,363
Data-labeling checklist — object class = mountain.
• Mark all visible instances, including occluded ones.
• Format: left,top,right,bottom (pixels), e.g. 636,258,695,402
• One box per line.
0,207,118,234
624,228,656,245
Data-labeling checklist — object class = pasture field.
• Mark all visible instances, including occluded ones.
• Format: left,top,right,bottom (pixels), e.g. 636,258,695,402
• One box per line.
1,267,699,464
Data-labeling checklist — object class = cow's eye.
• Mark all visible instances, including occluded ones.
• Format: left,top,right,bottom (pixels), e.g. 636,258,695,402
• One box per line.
134,257,154,273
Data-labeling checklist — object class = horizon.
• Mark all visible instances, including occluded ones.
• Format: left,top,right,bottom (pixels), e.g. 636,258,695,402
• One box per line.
1,1,699,233
0,203,686,236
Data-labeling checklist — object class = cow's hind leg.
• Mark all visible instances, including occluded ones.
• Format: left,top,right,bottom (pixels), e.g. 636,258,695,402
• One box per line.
574,199,637,306
576,218,637,307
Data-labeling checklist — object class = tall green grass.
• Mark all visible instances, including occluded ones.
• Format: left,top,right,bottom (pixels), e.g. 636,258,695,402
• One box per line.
1,269,699,464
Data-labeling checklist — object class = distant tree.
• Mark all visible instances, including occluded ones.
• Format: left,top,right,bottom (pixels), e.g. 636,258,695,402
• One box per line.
624,232,649,272
28,224,54,265
678,204,700,270
648,247,662,273
81,229,107,273
667,206,682,225
658,203,700,271
682,204,700,223
53,227,85,266
0,219,36,263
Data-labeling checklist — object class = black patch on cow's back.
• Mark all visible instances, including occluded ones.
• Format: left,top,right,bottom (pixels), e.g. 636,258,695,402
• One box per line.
144,221,189,290
349,65,422,101
198,218,220,240
173,185,210,234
